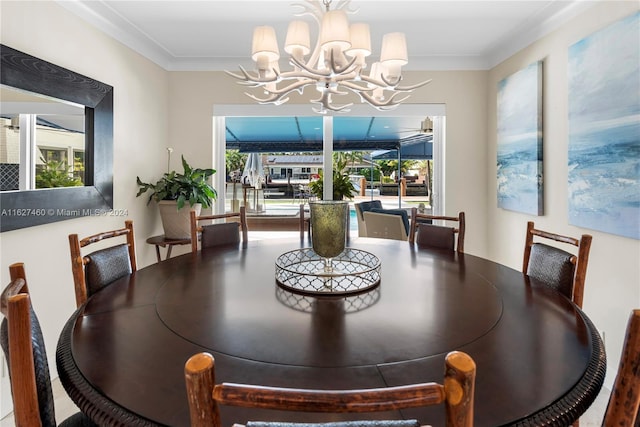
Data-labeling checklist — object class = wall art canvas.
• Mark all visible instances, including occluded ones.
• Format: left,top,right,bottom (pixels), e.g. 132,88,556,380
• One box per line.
568,12,640,240
497,60,543,215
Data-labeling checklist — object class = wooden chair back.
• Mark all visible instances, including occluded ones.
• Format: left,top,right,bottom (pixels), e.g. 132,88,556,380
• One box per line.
184,350,475,427
1,263,94,427
603,309,640,426
0,263,44,427
409,209,466,253
68,220,137,308
522,221,592,308
190,206,248,253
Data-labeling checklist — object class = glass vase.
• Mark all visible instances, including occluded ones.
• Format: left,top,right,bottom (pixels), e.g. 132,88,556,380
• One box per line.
309,200,348,274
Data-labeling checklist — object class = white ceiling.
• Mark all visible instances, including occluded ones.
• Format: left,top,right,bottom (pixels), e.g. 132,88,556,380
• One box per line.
57,0,595,71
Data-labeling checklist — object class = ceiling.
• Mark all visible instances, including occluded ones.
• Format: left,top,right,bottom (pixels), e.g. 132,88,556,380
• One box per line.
54,0,591,151
58,0,590,71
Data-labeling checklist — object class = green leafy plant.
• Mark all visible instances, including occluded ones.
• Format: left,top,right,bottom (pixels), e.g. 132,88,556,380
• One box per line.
308,156,356,201
136,155,217,209
35,157,82,188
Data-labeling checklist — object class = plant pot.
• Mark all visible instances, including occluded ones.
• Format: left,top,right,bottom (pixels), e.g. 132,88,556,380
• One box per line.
158,200,201,240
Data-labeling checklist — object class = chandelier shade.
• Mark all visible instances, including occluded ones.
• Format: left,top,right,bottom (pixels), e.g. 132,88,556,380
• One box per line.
251,26,280,69
284,20,311,58
227,0,431,113
346,23,371,62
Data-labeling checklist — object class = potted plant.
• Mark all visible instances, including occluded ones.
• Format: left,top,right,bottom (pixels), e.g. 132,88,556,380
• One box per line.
137,153,217,239
308,156,356,201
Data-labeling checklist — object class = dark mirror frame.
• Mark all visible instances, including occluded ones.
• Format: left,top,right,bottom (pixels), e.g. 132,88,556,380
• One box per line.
1,45,113,232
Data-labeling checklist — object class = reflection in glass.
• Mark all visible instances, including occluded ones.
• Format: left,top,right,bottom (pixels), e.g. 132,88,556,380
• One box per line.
0,85,85,191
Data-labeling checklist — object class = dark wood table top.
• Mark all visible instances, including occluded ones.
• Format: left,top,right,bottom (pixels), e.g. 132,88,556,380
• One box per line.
56,238,605,427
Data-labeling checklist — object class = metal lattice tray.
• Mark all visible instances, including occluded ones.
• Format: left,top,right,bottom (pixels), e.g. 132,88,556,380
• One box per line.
275,248,381,296
275,286,381,313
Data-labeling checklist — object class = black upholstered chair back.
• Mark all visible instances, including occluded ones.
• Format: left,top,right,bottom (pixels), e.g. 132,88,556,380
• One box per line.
409,209,466,253
526,243,575,299
415,223,456,251
190,206,248,253
201,223,241,248
69,220,137,308
522,221,592,308
1,303,56,427
84,244,133,297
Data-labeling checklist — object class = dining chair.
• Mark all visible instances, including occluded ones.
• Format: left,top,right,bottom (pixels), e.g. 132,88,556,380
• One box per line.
0,262,97,427
522,221,592,308
602,309,640,426
190,206,248,253
409,209,466,253
68,220,137,308
184,350,475,427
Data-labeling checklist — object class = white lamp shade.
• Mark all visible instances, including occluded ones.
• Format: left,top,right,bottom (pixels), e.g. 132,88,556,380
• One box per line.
319,10,351,51
380,32,408,66
252,26,280,63
346,23,371,57
284,20,311,56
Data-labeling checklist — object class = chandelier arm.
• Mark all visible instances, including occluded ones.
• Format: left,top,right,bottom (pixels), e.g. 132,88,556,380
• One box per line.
339,80,373,92
289,55,332,77
265,79,314,96
244,91,292,105
312,92,353,112
395,79,433,91
327,49,359,75
360,91,411,108
225,66,279,85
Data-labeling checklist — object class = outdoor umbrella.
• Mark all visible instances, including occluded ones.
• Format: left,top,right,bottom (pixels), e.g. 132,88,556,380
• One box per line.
241,153,266,212
242,153,265,189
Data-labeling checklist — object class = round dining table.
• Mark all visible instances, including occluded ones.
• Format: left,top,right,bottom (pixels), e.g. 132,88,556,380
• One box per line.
56,237,605,427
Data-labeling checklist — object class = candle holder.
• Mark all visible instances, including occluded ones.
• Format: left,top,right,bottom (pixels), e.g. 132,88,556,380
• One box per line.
309,200,348,274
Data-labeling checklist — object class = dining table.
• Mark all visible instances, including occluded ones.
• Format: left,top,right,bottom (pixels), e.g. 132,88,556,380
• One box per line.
56,237,606,427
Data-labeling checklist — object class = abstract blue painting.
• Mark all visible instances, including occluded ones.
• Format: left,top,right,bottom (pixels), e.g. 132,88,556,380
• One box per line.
568,12,640,240
497,61,543,215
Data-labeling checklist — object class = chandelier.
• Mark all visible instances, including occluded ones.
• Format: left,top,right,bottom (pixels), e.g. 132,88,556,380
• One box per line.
226,0,431,113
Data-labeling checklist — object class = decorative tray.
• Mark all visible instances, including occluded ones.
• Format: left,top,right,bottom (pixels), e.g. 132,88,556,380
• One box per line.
275,248,381,296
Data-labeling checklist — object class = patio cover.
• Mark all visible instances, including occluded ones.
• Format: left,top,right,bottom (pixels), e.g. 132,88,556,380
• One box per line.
371,136,433,160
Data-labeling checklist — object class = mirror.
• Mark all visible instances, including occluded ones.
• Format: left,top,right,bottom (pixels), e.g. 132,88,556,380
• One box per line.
0,44,113,232
1,86,86,190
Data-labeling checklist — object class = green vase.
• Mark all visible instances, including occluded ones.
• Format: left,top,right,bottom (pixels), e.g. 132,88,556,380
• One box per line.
310,200,348,273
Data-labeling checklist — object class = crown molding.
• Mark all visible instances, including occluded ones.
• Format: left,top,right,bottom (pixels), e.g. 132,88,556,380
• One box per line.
486,1,599,68
56,0,173,69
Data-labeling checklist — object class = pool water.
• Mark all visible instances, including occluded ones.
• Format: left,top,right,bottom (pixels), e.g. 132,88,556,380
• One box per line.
349,208,358,231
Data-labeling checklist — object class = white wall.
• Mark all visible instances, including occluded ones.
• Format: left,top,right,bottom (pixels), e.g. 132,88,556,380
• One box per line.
486,1,640,387
0,1,170,416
